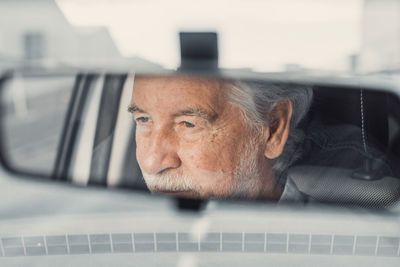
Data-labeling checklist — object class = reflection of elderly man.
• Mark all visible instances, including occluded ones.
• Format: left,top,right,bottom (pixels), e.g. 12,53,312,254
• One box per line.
129,75,312,201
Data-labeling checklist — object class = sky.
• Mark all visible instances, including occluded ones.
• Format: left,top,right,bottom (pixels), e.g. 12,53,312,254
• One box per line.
56,0,362,72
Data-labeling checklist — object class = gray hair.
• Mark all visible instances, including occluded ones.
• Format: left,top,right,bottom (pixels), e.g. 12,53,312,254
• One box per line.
227,80,313,188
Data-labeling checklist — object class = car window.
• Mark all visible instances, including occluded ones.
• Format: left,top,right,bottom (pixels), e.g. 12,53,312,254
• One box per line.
0,73,75,174
2,1,400,266
0,0,362,72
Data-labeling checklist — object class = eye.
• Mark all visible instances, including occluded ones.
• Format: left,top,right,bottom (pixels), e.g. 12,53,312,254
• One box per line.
183,121,195,128
136,117,149,123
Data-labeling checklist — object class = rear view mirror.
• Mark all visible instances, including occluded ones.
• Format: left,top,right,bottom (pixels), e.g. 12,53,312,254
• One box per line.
0,70,400,208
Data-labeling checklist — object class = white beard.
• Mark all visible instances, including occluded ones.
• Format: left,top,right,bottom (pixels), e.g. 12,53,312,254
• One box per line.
142,171,198,193
142,135,265,199
229,135,265,199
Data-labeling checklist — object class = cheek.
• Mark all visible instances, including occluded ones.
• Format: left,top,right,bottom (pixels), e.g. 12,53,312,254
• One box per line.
178,131,241,197
135,134,148,166
180,132,237,173
182,150,235,197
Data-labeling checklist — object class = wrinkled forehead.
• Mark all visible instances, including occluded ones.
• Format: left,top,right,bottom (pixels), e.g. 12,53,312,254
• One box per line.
132,75,230,110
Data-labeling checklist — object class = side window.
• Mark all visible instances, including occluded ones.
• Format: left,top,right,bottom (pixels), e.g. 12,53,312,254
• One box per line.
0,73,75,175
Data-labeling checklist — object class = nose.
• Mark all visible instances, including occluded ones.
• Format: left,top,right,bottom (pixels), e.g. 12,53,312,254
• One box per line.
138,127,181,175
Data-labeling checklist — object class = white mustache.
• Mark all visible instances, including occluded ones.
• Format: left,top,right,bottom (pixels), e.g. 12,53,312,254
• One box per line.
141,131,264,198
142,171,198,192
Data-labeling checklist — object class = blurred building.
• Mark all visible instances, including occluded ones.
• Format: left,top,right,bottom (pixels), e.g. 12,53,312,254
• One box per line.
0,0,162,71
360,0,400,73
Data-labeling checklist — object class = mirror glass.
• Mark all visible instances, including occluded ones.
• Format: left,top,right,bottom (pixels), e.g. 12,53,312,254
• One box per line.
0,73,75,174
1,72,400,208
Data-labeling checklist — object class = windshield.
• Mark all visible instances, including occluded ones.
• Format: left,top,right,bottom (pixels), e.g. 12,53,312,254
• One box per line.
56,0,362,72
2,0,394,74
1,0,400,204
1,1,400,265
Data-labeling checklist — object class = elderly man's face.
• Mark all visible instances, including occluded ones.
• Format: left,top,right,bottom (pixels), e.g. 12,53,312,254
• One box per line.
131,75,288,200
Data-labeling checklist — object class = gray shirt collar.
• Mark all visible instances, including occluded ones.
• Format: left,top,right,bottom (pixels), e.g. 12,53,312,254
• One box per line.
279,177,309,204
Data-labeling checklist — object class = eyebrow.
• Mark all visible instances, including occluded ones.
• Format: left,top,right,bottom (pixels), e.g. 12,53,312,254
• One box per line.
128,104,144,113
173,107,218,122
128,104,218,122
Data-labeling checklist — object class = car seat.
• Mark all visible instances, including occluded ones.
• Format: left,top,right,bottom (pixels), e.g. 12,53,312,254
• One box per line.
288,85,400,207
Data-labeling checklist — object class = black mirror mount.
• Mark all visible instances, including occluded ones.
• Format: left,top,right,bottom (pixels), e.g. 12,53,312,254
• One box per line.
174,197,207,212
178,32,219,72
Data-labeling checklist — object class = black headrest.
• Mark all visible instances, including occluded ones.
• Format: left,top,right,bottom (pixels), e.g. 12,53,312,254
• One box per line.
311,86,389,149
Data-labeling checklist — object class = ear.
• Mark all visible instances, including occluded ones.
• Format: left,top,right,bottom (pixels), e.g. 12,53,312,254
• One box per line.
264,99,293,159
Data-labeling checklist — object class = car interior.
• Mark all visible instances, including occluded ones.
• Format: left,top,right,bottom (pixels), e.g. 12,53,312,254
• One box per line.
290,85,400,208
49,71,400,209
